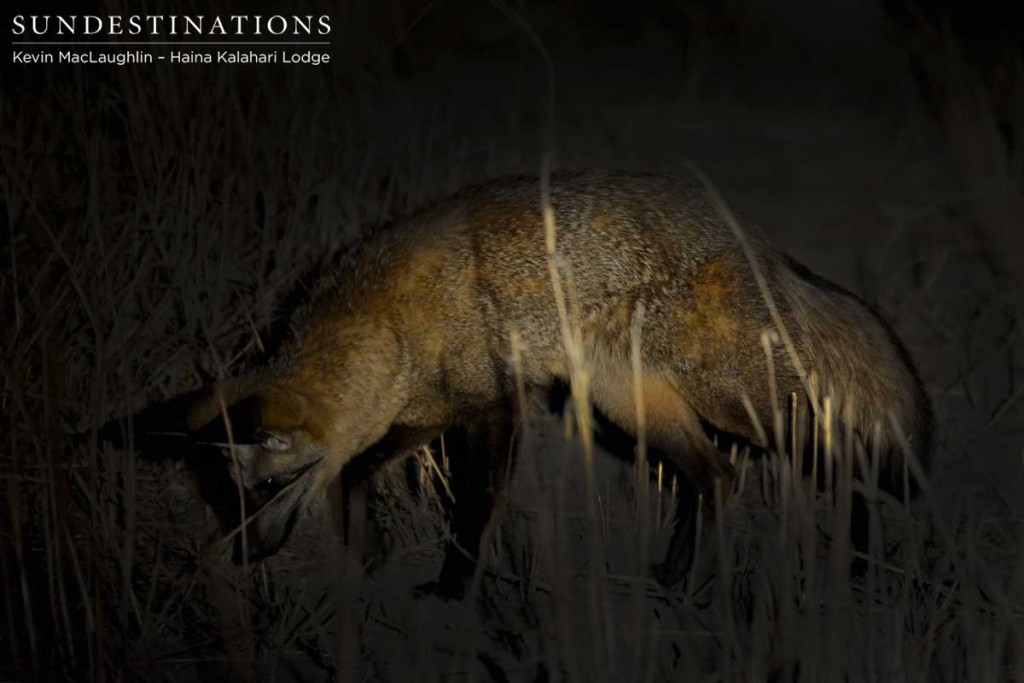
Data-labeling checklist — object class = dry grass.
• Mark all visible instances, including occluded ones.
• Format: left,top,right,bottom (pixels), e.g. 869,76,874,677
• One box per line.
2,4,1023,681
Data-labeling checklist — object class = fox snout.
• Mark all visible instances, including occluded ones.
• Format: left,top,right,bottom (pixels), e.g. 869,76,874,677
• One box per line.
213,440,325,565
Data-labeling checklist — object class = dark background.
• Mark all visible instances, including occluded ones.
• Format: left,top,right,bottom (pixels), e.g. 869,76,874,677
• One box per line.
2,1,1022,680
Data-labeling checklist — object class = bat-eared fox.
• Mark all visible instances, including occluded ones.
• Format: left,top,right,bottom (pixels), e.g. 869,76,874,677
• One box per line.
97,169,932,596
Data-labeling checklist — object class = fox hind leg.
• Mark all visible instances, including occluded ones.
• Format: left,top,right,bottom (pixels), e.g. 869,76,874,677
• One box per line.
644,407,733,589
590,371,734,588
652,475,703,588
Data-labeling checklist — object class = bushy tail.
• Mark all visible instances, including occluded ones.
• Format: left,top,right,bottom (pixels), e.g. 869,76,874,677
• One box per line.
779,258,933,499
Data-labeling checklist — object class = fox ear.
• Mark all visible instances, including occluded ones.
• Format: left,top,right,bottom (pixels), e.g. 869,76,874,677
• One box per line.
91,375,263,451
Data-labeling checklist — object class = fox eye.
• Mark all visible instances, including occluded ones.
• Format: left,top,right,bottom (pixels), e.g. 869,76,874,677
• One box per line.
255,476,278,495
260,434,291,452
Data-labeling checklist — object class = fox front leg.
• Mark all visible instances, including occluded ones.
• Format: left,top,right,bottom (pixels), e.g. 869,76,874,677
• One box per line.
428,411,516,600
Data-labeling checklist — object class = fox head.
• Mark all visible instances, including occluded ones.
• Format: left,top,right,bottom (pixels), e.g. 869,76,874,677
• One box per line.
147,327,406,562
189,380,337,563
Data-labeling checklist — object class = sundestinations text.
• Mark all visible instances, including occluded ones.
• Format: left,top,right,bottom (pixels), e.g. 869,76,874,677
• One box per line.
11,15,331,37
